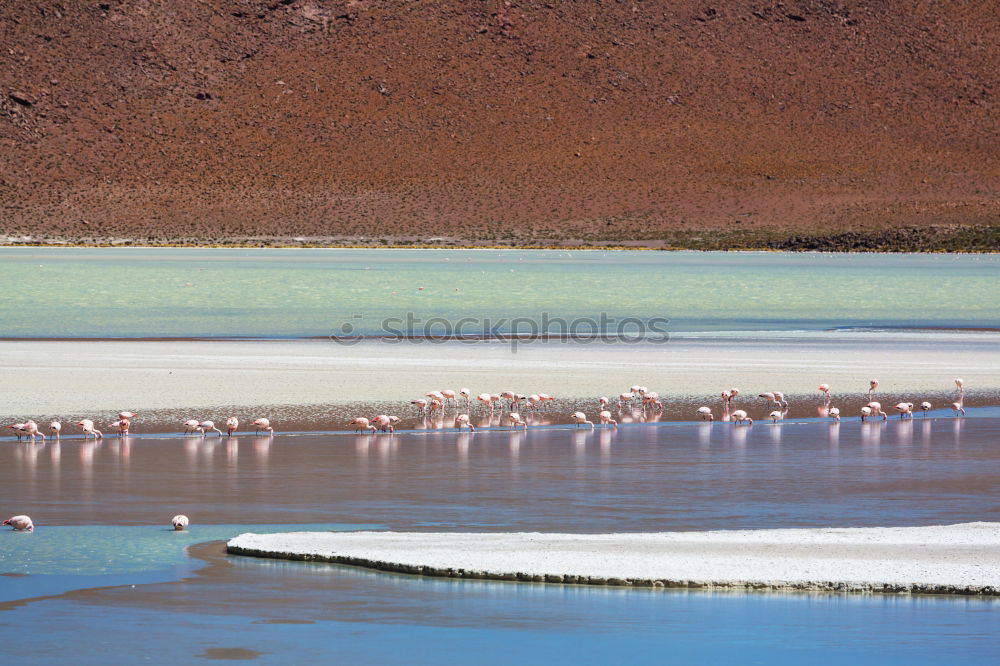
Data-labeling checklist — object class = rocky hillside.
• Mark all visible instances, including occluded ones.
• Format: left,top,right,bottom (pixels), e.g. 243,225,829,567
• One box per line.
1,1,997,248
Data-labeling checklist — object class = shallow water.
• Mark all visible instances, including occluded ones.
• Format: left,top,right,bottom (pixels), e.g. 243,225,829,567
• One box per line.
2,248,999,338
2,419,998,663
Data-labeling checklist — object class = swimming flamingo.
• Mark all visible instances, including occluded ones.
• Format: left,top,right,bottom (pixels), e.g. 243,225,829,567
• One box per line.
171,515,189,531
697,406,714,421
868,379,879,401
3,515,33,531
507,412,527,431
198,420,223,437
252,418,273,435
108,418,130,436
226,417,239,435
894,403,914,419
349,417,377,433
455,414,476,432
920,401,932,417
49,421,61,439
828,407,841,422
731,410,752,425
77,419,103,439
599,410,617,428
22,420,45,442
571,412,594,429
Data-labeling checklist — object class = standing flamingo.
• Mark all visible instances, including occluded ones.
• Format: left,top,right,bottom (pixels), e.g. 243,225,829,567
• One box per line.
411,398,430,415
349,417,377,433
459,388,472,410
441,390,458,407
868,379,879,401
507,412,527,431
642,392,663,412
618,392,634,410
952,378,965,416
251,418,273,435
818,384,831,415
526,394,542,411
571,412,594,429
183,419,200,434
866,402,888,421
22,420,45,442
476,393,493,415
226,417,239,436
455,414,476,432
198,420,223,437
861,406,873,422
768,410,784,423
7,423,26,440
537,393,556,409
3,515,33,531
919,401,932,417
49,421,61,439
828,407,841,422
118,411,138,420
77,419,103,439
598,396,610,410
371,414,397,433
723,388,740,409
731,410,753,425
108,418,130,436
697,406,714,421
894,403,914,419
599,410,618,428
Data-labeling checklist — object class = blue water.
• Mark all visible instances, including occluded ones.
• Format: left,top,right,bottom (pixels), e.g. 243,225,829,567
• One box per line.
2,248,999,337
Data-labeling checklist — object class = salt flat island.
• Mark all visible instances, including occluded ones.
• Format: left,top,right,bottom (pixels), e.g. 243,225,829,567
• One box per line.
228,523,1000,595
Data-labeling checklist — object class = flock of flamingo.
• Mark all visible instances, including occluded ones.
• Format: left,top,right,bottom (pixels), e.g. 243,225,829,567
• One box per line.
4,378,969,443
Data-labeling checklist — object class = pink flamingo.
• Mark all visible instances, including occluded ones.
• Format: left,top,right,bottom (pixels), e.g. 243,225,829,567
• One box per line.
642,392,663,412
618,392,633,409
7,423,26,441
768,410,784,423
108,418,130,436
226,417,239,435
118,411,138,420
459,388,472,410
731,410,753,425
818,384,831,415
697,406,714,421
599,410,618,428
49,421,61,439
894,402,914,419
251,418,273,435
476,393,493,415
198,420,223,437
441,390,457,407
183,419,200,434
3,515,33,531
349,417,377,433
722,388,740,408
537,393,556,409
952,378,965,416
866,402,888,421
526,394,542,411
598,396,610,410
920,401,932,417
22,420,45,442
500,391,517,410
455,414,476,432
507,412,527,431
411,398,430,415
828,407,841,422
426,390,445,405
77,419,103,439
171,515,189,531
868,379,879,401
860,406,873,422
371,414,397,433
571,412,594,430
428,399,444,416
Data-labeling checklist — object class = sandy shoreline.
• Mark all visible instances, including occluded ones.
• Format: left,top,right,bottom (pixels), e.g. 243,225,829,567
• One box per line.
228,524,1000,596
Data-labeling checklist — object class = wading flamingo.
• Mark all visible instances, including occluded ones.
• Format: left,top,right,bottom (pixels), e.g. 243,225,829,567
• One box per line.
722,388,740,409
171,515,189,531
920,401,932,417
860,406,873,422
599,410,618,428
866,402,888,421
697,406,714,421
768,410,784,423
868,379,879,401
952,378,965,416
226,417,239,436
441,390,457,407
7,423,26,440
118,411,138,420
455,414,476,432
371,414,397,433
77,419,103,439
818,384,831,415
22,420,45,442
476,393,493,415
49,421,61,439
571,412,594,430
598,396,610,410
3,515,33,531
894,403,914,419
349,417,377,433
642,392,664,412
618,392,634,409
183,419,200,434
108,418,130,436
411,398,430,415
459,388,472,410
527,395,542,411
731,410,753,425
537,393,556,409
251,418,273,435
198,420,223,437
426,390,445,405
507,412,527,431
828,407,841,422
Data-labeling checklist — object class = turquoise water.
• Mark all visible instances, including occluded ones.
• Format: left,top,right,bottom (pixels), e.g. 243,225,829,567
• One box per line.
1,248,998,337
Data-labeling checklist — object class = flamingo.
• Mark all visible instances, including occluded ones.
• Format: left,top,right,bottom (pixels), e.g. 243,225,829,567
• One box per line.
49,421,61,439
411,398,430,415
171,515,189,531
459,388,472,410
198,420,223,437
866,401,888,421
183,419,200,434
441,389,457,407
507,412,527,431
7,423,26,440
618,392,634,409
118,411,138,420
920,401,932,417
894,403,914,419
22,420,45,442
426,390,445,405
251,418,273,435
537,393,556,409
476,393,493,414
489,394,504,412
642,391,663,412
349,417,377,433
697,406,714,421
371,414,397,433
598,396,610,410
108,418,130,436
526,394,542,411
226,417,239,436
768,410,784,423
731,410,753,425
571,411,594,429
77,419,103,439
818,384,831,414
428,398,444,416
828,407,841,422
3,515,33,531
455,414,476,432
868,379,879,401
861,406,872,422
723,388,740,408
599,410,618,428
500,391,517,410
952,378,965,416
